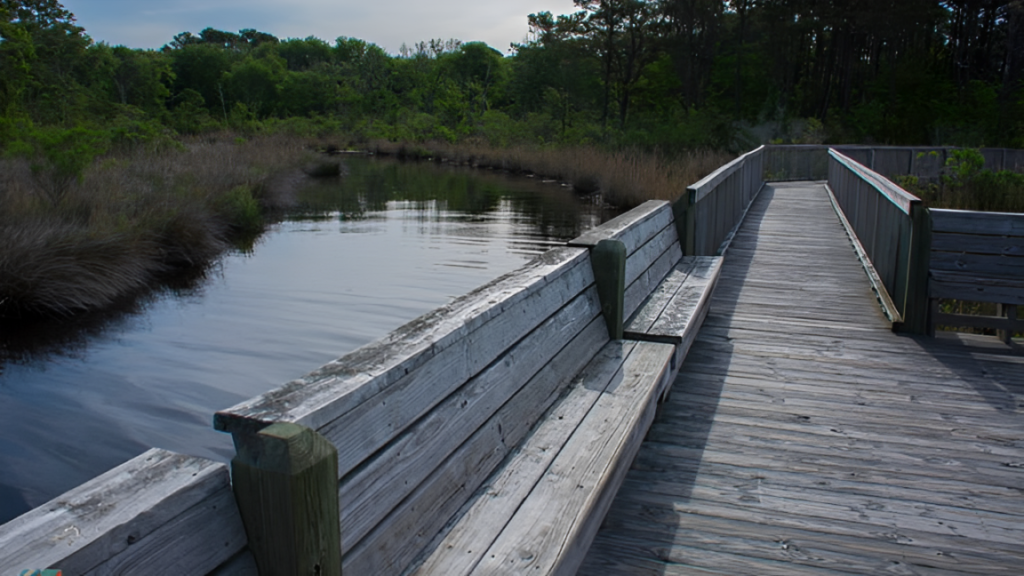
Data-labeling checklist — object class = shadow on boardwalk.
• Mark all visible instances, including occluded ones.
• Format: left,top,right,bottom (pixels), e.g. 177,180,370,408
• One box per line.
580,182,1024,575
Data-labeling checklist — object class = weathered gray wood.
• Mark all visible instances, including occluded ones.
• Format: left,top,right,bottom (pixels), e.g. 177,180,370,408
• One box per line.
407,340,641,576
591,239,626,339
214,246,590,439
0,449,247,576
689,147,764,203
932,232,1024,256
624,256,722,391
568,200,670,254
623,234,683,321
930,274,1024,305
471,341,675,576
341,317,611,574
900,201,932,334
930,251,1024,279
337,287,603,552
931,208,1024,236
231,422,341,576
824,182,904,323
219,247,594,490
828,149,919,214
583,181,1024,576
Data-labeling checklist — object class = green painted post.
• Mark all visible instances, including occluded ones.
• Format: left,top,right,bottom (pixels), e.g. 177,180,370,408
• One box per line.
673,189,696,256
231,422,342,576
591,239,626,339
896,202,932,335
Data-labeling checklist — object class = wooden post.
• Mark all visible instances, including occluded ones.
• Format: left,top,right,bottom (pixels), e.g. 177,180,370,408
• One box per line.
674,189,696,256
590,239,626,339
231,422,342,576
997,304,1016,344
896,202,932,335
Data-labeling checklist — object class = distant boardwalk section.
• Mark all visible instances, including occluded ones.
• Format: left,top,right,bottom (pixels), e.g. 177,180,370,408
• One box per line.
581,182,1024,575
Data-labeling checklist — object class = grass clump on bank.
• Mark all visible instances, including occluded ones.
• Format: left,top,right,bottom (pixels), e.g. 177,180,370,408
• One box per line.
367,139,733,208
0,133,315,316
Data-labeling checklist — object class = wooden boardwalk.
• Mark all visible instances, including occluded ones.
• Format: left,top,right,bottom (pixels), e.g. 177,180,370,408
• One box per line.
580,182,1024,575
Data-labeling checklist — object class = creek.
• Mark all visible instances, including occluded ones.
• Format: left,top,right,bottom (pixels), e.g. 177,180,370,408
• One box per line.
0,156,616,524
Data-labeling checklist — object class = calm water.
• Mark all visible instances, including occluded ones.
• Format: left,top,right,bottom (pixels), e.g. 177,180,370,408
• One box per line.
0,157,613,524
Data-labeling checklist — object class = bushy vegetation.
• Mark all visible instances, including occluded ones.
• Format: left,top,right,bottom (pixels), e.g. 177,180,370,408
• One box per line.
2,0,1022,316
894,149,1024,212
3,1,1023,152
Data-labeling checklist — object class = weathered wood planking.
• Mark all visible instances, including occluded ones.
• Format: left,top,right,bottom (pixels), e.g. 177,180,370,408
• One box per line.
467,341,675,576
408,341,643,576
337,287,604,552
931,232,1024,255
929,208,1024,338
342,316,613,574
931,208,1024,236
581,182,1024,575
215,246,592,458
0,449,249,575
568,199,671,253
568,199,682,320
624,256,722,390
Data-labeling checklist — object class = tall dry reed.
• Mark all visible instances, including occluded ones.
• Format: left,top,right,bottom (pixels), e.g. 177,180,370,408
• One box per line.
368,140,733,208
1,133,314,316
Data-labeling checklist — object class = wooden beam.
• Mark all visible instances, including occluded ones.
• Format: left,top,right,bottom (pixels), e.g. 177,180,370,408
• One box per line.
231,423,341,576
591,239,626,339
897,202,931,335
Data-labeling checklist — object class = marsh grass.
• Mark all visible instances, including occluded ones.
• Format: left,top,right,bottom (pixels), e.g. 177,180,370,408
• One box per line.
1,133,314,316
368,139,733,208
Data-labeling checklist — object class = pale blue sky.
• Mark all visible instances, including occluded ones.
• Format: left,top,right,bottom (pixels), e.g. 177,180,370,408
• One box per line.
61,0,579,54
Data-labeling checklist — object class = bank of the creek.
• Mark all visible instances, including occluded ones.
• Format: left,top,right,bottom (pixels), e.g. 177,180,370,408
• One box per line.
0,156,618,524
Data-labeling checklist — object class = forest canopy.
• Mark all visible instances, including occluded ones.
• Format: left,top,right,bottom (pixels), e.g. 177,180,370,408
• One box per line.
1,0,1022,150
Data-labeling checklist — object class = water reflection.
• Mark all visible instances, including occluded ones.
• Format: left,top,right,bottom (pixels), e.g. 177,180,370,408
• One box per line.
0,156,614,524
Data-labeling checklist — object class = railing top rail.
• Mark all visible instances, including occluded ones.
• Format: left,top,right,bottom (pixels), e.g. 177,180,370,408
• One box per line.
828,148,920,215
688,145,764,202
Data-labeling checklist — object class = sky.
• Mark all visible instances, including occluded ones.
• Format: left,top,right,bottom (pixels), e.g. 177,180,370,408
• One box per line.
61,0,580,55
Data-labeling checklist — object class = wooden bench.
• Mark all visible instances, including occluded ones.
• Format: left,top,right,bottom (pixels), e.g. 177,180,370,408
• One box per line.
0,449,254,575
0,198,724,576
405,202,722,575
929,209,1024,342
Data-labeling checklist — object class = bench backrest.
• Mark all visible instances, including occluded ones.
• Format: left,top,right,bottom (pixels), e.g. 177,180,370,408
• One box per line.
216,245,611,573
569,199,682,320
929,209,1024,306
0,449,251,575
215,199,685,574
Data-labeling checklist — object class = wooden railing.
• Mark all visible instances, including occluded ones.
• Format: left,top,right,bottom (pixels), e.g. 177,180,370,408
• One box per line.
762,144,1024,184
929,209,1024,340
679,145,765,256
3,145,1019,576
826,149,929,330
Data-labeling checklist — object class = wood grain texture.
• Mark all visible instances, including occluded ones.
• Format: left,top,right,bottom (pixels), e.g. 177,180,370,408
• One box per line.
337,287,603,552
470,341,675,576
931,209,1024,236
581,182,1024,576
568,200,670,253
407,341,641,576
342,317,611,575
625,256,722,390
214,246,591,437
0,449,247,576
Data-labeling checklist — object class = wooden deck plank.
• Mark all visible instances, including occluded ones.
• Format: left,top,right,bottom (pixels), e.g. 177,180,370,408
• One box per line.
580,182,1024,575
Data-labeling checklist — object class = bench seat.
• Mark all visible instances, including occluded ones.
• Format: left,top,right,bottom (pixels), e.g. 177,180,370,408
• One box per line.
214,198,722,575
409,339,674,576
624,255,723,395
